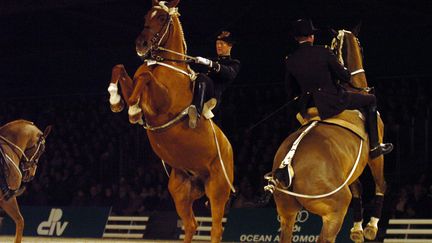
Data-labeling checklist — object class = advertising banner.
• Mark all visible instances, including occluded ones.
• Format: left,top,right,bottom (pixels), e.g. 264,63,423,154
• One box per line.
0,206,110,238
223,208,352,242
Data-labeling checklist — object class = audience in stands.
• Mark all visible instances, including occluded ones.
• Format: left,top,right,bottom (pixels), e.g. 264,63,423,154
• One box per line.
1,77,432,240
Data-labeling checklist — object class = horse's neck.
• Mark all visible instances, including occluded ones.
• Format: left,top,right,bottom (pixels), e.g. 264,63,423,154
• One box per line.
143,16,191,121
346,44,368,88
162,17,187,65
0,127,30,160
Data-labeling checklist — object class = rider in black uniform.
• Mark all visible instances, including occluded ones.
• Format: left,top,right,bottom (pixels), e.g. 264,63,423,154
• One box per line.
189,30,241,128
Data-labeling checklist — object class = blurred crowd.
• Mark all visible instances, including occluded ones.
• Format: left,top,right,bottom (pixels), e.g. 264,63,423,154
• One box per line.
0,76,431,221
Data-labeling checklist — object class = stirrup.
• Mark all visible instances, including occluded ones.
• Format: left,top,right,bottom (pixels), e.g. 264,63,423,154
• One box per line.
273,166,294,189
370,143,394,159
188,105,199,129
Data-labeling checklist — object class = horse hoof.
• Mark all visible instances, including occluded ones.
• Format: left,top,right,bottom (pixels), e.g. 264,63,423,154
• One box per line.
110,99,124,113
363,224,378,240
350,229,364,243
129,112,143,124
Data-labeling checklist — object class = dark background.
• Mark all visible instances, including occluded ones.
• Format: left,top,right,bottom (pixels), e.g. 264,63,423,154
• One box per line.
1,0,431,97
1,1,432,233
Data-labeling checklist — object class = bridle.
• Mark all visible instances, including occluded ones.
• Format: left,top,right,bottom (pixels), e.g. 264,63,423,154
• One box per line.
136,2,196,80
0,133,46,181
138,5,173,59
133,1,197,132
137,2,195,64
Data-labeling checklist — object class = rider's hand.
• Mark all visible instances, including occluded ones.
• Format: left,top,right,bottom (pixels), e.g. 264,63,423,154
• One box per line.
195,56,213,67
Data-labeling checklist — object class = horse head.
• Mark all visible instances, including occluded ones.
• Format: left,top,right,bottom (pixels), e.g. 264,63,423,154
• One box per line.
331,28,368,89
21,124,52,182
133,0,193,125
0,120,51,182
136,0,182,59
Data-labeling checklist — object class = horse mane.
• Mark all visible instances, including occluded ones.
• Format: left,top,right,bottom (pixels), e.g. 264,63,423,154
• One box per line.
0,119,35,132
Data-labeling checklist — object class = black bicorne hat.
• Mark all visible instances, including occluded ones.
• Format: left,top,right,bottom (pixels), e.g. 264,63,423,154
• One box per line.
216,30,236,45
292,19,319,37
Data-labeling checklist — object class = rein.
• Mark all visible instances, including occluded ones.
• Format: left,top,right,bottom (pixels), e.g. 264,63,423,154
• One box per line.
265,134,364,198
0,135,44,165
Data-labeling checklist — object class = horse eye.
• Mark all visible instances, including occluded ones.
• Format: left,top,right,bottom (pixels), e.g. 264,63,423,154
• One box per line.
158,15,167,22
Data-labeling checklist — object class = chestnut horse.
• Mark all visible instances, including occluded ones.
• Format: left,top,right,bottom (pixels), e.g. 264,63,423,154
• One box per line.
0,119,51,243
266,29,387,243
107,0,234,242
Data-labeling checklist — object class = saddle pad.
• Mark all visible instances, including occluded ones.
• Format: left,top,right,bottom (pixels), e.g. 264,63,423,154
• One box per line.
296,107,367,140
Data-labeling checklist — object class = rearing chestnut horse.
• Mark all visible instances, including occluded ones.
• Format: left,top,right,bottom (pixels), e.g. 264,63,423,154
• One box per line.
0,119,51,243
268,28,387,243
107,1,234,242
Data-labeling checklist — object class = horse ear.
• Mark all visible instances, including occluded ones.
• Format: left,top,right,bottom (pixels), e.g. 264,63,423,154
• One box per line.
351,22,362,37
152,0,159,6
43,125,52,138
167,0,179,7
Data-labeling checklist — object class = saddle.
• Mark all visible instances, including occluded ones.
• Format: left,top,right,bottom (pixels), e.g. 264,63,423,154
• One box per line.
296,107,367,140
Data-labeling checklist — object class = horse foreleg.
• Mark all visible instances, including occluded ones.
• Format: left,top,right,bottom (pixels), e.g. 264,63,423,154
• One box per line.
349,180,364,243
108,64,133,112
273,192,302,243
126,72,152,124
364,156,386,240
168,169,202,243
0,196,24,243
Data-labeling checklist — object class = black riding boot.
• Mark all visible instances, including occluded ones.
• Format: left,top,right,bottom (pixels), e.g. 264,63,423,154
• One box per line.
367,105,394,159
188,81,207,128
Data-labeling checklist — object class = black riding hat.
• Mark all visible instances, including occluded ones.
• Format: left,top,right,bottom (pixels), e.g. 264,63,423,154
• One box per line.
216,30,236,45
292,19,319,37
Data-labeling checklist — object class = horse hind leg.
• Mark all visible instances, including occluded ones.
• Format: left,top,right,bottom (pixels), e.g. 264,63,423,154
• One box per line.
0,196,24,243
205,173,231,243
273,192,302,243
168,169,204,243
317,188,351,243
319,210,349,243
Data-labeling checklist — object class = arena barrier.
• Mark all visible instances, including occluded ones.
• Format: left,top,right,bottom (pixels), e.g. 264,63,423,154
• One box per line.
0,207,354,242
384,219,432,243
102,215,149,239
0,206,110,238
222,208,352,243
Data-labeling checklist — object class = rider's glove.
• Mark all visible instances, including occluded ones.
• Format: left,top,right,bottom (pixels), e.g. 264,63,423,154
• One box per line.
195,57,213,67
